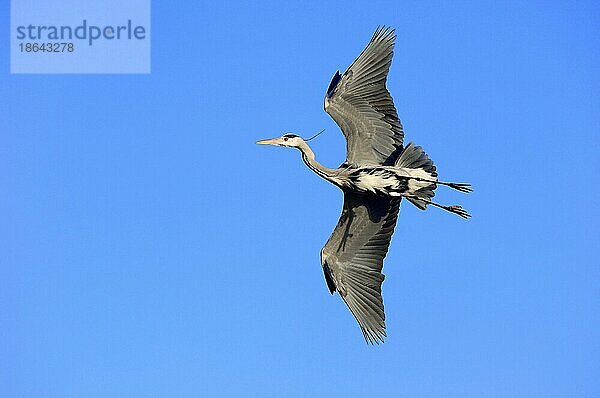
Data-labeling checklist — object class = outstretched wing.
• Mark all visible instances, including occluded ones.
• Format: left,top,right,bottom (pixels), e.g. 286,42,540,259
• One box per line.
324,26,404,166
320,192,401,344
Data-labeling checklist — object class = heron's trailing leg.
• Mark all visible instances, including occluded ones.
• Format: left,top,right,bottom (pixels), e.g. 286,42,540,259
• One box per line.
405,195,471,219
409,177,472,193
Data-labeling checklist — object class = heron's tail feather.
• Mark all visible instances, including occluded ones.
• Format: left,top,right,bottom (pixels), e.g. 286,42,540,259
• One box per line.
395,142,436,172
395,142,437,210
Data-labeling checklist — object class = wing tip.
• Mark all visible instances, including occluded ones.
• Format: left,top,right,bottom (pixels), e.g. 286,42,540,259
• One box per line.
363,325,387,345
372,25,396,44
342,292,388,345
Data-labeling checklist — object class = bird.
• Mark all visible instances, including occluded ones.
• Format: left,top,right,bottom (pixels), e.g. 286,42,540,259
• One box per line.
256,26,471,344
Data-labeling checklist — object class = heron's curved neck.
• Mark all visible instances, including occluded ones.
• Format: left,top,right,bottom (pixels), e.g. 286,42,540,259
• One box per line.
297,141,335,181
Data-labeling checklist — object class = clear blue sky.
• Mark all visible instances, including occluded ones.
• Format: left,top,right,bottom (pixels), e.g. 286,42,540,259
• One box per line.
2,1,599,397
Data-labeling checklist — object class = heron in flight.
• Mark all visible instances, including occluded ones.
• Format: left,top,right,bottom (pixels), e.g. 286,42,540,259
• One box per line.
257,27,471,344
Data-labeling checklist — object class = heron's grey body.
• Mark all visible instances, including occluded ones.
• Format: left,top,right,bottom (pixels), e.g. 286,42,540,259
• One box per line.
257,27,471,344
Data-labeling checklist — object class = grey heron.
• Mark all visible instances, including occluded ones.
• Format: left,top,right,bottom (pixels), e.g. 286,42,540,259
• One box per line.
257,27,471,344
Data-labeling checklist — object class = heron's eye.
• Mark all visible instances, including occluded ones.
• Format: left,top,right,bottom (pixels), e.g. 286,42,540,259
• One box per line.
284,137,289,141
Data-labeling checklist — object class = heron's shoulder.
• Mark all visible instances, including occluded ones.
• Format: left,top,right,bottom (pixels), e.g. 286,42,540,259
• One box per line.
326,70,342,99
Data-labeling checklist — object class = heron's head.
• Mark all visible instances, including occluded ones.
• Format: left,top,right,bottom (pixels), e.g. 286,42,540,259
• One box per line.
256,133,305,148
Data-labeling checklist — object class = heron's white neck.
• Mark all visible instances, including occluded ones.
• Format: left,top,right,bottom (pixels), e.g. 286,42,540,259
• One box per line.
296,141,336,182
298,141,316,160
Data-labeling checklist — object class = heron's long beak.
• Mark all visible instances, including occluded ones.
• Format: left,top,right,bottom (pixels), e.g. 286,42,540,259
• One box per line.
256,138,281,146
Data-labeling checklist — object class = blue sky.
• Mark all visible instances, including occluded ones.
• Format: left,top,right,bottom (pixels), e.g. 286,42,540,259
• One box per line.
1,1,599,397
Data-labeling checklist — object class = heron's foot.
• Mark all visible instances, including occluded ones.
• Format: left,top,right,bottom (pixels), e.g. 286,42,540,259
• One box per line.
447,182,473,193
446,205,471,219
